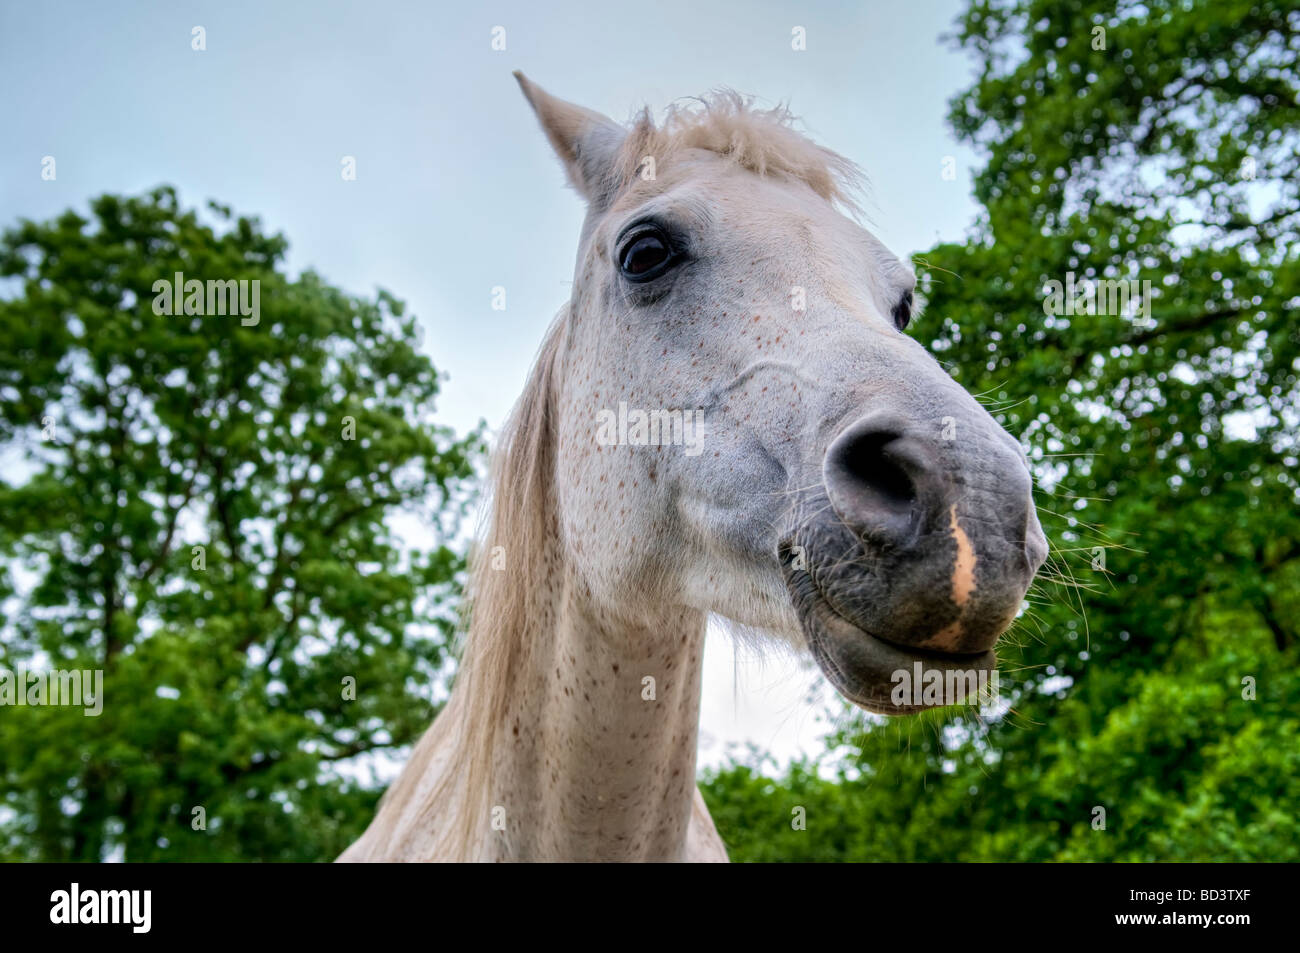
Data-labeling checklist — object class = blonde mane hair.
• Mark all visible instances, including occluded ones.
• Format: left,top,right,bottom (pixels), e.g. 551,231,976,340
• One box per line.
368,311,566,860
367,95,860,860
619,91,864,214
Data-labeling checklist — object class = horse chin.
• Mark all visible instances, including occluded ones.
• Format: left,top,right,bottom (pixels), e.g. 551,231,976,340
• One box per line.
780,546,996,715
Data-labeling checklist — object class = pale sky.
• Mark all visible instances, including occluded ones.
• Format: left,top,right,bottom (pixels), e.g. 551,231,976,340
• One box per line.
1,0,985,771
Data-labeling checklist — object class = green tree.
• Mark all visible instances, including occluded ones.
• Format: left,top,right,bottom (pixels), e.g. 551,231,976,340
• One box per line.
0,187,481,861
704,0,1299,861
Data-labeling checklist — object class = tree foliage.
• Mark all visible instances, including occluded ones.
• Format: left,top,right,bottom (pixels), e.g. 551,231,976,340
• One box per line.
0,187,480,861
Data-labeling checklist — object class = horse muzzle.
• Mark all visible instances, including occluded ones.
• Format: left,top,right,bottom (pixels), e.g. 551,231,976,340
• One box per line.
781,410,1047,713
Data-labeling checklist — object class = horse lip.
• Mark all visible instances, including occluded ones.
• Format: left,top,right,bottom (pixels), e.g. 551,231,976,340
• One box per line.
791,576,996,715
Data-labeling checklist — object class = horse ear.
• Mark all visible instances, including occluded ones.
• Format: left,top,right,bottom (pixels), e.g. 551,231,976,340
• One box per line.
514,71,628,207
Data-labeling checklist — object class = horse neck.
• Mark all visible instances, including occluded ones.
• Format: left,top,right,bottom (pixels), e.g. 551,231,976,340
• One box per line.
427,309,710,860
471,512,709,861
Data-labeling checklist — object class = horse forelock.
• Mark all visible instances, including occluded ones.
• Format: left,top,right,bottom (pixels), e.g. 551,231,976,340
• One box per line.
615,91,866,216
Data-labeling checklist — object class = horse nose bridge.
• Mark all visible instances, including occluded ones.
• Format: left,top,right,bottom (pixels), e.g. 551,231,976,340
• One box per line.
815,334,991,438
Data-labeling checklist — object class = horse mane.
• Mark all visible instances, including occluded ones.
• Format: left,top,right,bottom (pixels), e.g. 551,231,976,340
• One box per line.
367,309,568,860
619,90,865,215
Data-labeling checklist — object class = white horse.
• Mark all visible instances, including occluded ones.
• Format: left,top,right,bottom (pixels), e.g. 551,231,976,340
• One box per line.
340,74,1047,862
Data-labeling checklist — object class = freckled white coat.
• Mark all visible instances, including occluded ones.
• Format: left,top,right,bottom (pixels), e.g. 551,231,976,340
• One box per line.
340,74,1045,863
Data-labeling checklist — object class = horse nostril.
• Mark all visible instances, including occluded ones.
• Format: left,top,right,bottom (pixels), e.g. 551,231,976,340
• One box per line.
841,432,916,508
824,420,924,544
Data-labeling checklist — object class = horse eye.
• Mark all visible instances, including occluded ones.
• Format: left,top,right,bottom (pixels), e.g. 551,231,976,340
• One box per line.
619,232,673,280
891,290,913,331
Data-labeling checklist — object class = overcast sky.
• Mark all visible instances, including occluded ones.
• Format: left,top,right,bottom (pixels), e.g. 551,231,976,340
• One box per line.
1,0,985,770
